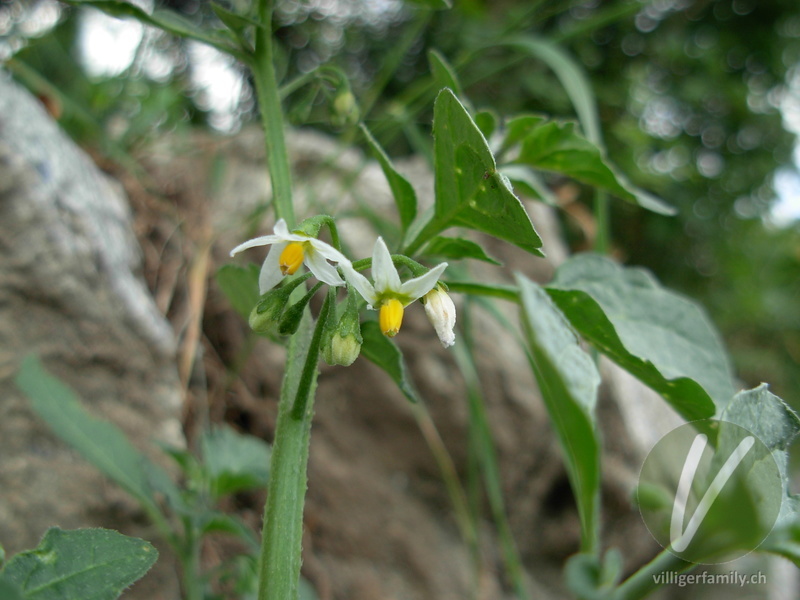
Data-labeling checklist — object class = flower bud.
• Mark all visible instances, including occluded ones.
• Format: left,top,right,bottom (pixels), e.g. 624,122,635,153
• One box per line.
332,89,359,128
323,291,363,366
324,330,362,366
248,286,292,334
423,285,456,348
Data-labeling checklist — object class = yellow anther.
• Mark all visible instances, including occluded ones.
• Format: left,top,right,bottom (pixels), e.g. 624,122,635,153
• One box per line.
279,242,305,275
379,298,404,337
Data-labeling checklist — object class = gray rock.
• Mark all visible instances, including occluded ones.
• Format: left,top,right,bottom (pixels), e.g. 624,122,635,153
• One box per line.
0,70,183,598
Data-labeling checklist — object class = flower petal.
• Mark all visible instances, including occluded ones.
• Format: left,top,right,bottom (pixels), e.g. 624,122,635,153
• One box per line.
230,234,282,257
259,242,287,293
341,263,379,307
273,219,290,237
371,237,401,294
424,287,456,348
305,248,345,286
309,238,350,267
274,217,317,243
399,262,448,303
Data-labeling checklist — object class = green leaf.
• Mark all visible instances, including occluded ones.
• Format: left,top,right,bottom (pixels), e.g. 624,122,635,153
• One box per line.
0,578,23,600
511,117,675,215
500,165,559,206
359,321,419,403
360,124,417,232
500,115,546,154
211,2,259,33
201,425,271,498
15,356,182,517
473,110,498,140
428,49,463,99
503,36,601,145
197,512,259,550
216,263,260,319
721,384,800,452
61,1,247,61
428,88,543,256
0,528,157,600
423,236,501,265
210,2,257,50
442,280,519,303
547,254,734,420
517,274,601,553
725,386,800,565
764,520,800,567
565,550,623,600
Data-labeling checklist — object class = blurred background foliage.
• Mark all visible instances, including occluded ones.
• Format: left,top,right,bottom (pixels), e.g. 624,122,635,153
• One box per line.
2,0,799,405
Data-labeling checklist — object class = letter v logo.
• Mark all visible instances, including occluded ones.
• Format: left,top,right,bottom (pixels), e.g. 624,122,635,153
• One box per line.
638,419,782,564
669,433,755,552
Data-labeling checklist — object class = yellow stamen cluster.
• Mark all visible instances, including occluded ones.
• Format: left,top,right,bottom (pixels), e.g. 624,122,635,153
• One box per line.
379,298,404,337
279,242,305,275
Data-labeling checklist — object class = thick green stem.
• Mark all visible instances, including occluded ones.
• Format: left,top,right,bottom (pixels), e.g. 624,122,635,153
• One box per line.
257,310,316,600
253,0,295,227
257,292,332,600
181,522,203,600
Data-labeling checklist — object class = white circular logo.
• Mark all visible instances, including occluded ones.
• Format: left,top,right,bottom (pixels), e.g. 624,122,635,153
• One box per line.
637,419,782,564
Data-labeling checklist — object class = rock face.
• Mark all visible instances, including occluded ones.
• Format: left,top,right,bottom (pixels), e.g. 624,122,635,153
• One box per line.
0,71,183,598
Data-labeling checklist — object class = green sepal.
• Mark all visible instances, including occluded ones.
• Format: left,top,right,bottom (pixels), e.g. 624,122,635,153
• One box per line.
249,275,310,335
293,215,341,250
279,282,325,336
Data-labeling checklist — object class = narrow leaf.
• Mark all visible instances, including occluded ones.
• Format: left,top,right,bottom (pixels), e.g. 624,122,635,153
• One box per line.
547,254,734,419
428,49,463,99
360,321,419,403
360,124,417,232
517,274,601,553
61,1,246,60
432,89,543,256
423,236,501,265
211,2,259,33
15,356,181,516
1,528,157,600
503,36,601,145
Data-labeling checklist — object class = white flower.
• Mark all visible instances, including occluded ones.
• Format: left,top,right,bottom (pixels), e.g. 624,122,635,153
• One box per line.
341,237,447,337
230,219,349,294
423,286,456,347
